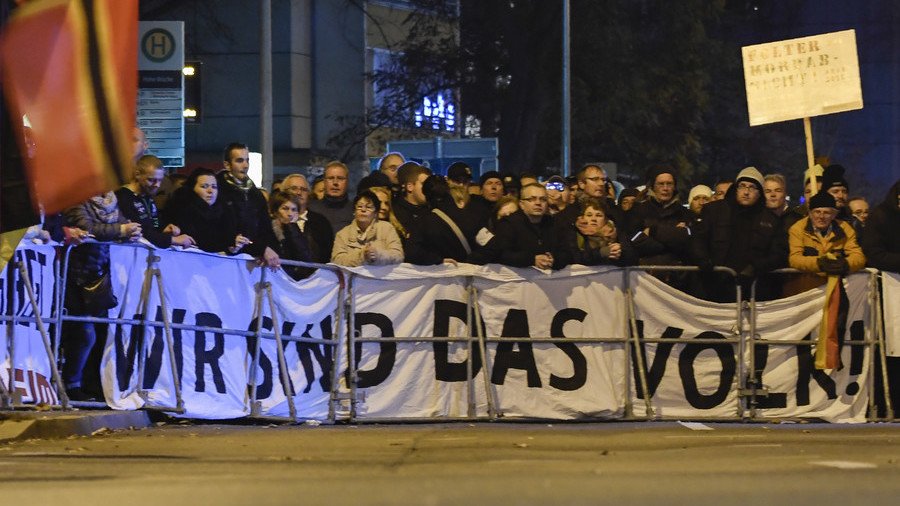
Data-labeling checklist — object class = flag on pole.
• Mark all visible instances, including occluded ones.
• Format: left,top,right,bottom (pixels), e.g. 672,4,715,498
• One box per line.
0,0,138,214
815,272,849,370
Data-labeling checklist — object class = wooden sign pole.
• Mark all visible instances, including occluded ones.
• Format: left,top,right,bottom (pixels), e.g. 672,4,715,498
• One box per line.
803,116,818,195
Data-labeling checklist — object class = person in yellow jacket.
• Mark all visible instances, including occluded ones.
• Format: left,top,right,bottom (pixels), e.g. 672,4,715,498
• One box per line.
785,191,866,296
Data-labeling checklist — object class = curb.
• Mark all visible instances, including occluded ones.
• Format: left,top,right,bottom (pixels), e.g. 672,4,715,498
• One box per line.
0,410,152,443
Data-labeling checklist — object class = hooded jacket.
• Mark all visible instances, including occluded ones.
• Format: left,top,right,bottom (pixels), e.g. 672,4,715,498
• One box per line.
861,180,900,272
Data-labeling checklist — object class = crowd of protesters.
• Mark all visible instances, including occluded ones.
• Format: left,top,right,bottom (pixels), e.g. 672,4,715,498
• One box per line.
22,132,899,408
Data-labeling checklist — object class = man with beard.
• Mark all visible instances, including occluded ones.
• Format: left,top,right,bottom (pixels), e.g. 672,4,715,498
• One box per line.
116,155,195,248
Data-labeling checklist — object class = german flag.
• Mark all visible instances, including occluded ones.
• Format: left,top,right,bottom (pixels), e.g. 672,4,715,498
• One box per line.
0,0,137,214
815,273,849,370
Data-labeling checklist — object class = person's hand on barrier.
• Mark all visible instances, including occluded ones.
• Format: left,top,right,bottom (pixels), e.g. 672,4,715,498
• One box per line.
600,221,617,242
698,259,714,272
442,258,458,266
120,222,142,241
230,234,252,253
170,233,196,248
817,256,849,276
363,243,377,264
534,253,554,270
738,264,756,281
63,227,93,245
260,246,281,270
607,243,622,260
163,223,181,236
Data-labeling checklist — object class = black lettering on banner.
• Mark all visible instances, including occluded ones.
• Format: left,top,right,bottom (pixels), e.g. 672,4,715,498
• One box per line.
114,312,142,390
352,313,396,388
844,320,865,396
548,308,587,391
141,307,186,389
795,331,837,405
246,316,275,400
631,321,682,399
432,299,482,382
750,343,787,409
194,312,227,394
678,331,736,409
296,317,334,393
491,309,541,387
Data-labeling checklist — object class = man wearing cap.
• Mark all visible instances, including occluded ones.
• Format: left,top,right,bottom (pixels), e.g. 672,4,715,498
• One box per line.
691,167,786,302
477,171,504,204
545,175,570,215
625,163,694,275
819,164,862,234
785,191,865,296
687,184,713,218
443,162,489,238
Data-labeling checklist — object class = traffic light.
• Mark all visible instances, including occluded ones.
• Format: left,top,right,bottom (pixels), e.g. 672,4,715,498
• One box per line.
183,60,201,123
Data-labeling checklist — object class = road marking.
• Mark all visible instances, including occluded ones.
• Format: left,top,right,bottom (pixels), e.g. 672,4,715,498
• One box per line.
678,421,713,431
810,460,877,470
664,434,765,439
728,444,783,448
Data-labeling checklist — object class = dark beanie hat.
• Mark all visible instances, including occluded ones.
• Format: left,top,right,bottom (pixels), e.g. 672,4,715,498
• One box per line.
645,163,677,187
479,170,502,185
821,164,848,191
618,187,640,204
808,191,837,210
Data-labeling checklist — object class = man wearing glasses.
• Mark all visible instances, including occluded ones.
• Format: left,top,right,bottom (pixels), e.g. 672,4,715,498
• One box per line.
691,167,786,302
470,184,560,269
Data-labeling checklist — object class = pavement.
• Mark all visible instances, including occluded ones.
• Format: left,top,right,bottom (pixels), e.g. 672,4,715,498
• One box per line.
0,407,151,443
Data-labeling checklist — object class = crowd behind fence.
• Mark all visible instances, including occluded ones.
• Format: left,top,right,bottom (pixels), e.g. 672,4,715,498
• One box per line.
0,241,895,423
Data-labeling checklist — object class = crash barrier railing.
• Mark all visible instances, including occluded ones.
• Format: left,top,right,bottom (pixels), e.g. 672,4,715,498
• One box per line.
1,242,894,423
0,241,345,422
743,268,893,421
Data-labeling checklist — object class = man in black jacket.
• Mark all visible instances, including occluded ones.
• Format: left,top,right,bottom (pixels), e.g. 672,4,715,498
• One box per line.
116,155,195,248
281,173,333,263
626,164,693,267
471,183,561,269
308,160,354,234
691,167,786,302
216,142,279,267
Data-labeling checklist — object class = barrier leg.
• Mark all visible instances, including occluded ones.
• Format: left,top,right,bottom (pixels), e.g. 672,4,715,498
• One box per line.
470,285,496,419
328,272,346,422
347,275,358,421
3,303,16,407
465,279,475,418
248,272,267,417
54,247,71,409
874,273,894,419
134,253,157,405
15,261,68,409
625,284,653,419
152,267,184,413
265,282,298,422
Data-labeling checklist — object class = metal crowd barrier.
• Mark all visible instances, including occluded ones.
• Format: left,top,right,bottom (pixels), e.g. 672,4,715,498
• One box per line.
1,241,895,424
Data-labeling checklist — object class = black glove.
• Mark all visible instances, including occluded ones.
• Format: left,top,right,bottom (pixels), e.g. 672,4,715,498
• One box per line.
697,259,714,272
817,256,849,276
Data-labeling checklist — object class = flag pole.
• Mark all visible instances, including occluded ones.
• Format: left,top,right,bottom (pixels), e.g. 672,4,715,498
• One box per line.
803,116,818,195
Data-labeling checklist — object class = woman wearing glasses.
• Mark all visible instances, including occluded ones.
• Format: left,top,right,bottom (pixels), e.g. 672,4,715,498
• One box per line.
331,190,404,267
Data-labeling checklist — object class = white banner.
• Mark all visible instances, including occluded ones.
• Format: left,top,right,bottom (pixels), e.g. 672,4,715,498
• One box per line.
0,244,59,405
630,272,871,422
884,272,900,357
103,246,339,419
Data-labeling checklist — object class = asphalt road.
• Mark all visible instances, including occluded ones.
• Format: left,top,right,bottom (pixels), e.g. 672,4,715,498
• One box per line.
1,421,898,505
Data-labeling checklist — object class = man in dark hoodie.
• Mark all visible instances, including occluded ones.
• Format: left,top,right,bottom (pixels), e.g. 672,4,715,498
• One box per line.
691,167,786,302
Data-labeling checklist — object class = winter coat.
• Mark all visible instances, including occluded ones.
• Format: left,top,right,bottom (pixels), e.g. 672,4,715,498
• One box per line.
215,172,275,257
331,220,404,267
469,210,563,268
164,190,239,254
785,216,866,295
624,196,693,266
861,180,900,273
